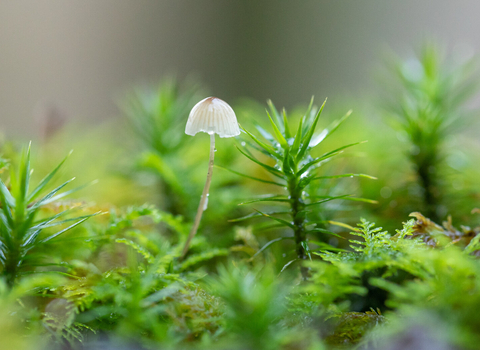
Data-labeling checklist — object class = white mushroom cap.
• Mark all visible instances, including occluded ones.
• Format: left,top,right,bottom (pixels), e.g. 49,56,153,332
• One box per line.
185,97,240,138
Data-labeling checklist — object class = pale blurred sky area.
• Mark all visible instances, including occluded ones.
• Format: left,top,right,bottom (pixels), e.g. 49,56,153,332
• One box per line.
1,1,479,137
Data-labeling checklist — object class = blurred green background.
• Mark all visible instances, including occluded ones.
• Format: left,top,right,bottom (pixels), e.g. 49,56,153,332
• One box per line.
1,0,480,137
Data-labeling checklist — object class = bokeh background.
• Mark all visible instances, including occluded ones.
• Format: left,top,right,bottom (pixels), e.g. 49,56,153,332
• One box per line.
1,0,480,138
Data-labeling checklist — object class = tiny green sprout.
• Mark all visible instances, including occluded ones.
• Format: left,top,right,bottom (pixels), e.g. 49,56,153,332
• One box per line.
181,97,240,258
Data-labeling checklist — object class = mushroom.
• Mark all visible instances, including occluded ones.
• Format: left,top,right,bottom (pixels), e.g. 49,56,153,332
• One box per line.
181,97,240,257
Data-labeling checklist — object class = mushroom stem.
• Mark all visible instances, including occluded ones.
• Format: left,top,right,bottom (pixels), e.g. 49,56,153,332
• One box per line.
181,132,216,258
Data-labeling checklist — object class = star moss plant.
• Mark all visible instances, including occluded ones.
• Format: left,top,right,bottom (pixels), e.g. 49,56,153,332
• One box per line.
228,98,375,275
0,145,98,287
380,44,480,221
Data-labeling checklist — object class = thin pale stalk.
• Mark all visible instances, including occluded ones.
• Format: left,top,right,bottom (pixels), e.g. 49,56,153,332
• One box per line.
181,133,215,258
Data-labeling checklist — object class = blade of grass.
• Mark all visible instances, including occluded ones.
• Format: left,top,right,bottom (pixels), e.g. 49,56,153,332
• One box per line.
240,125,281,159
253,209,296,229
310,110,352,147
297,99,327,161
250,236,294,260
298,141,366,176
215,165,285,186
266,110,288,148
229,211,290,222
312,173,377,181
236,146,285,180
0,179,15,208
239,196,290,205
267,99,283,130
28,178,76,212
279,259,298,274
283,109,292,139
38,180,98,206
291,116,304,155
27,151,72,202
38,212,101,244
305,194,353,207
